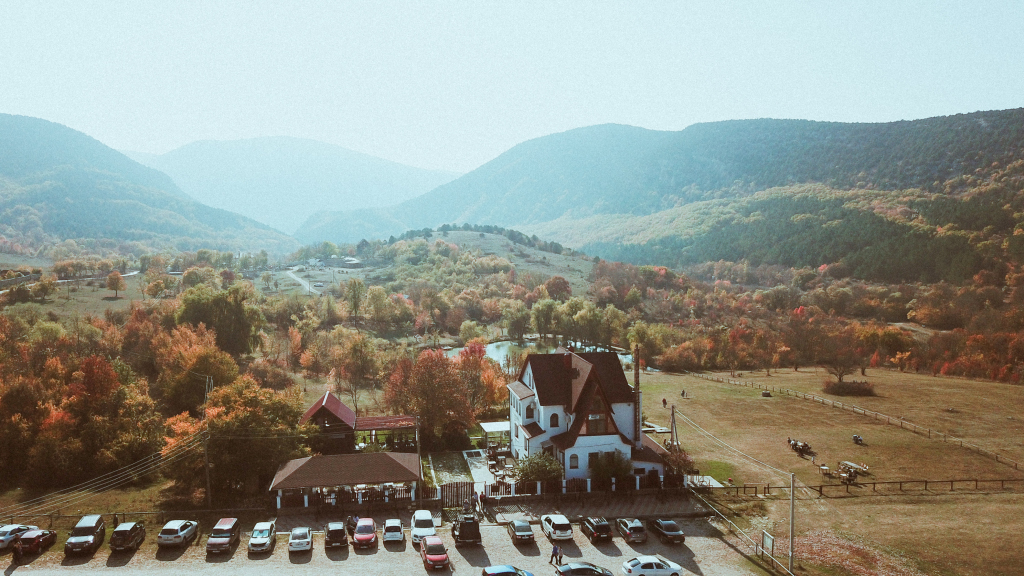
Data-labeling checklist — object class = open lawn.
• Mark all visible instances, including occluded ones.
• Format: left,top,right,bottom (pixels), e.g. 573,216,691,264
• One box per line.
638,369,1024,576
428,452,473,484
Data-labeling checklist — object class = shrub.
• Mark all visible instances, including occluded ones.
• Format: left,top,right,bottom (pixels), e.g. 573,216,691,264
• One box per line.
822,378,875,396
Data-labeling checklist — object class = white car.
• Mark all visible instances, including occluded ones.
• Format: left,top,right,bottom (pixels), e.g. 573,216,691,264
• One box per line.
382,518,405,542
313,282,324,287
0,524,37,549
621,555,682,576
288,527,312,552
411,509,436,546
157,520,198,548
541,514,573,540
248,521,276,553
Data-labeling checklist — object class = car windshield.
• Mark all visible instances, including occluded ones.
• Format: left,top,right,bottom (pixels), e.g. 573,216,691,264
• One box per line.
291,529,308,539
594,523,610,532
627,559,641,567
112,530,129,537
661,521,680,531
211,529,232,537
160,528,178,536
629,526,644,533
355,524,374,534
424,543,445,555
515,524,531,533
384,525,401,532
414,518,433,528
252,529,269,538
70,527,95,537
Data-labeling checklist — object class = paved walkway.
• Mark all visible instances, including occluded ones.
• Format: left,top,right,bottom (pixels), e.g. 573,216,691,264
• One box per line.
463,449,498,484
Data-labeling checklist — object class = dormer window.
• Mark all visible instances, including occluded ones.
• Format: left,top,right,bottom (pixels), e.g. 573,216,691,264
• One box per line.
550,413,559,428
525,404,534,419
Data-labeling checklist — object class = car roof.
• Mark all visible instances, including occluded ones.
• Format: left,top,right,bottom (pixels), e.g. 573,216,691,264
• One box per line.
413,510,432,518
620,518,642,525
76,515,102,526
544,514,569,521
253,522,274,530
291,527,310,534
356,517,375,525
21,530,44,536
511,520,531,528
163,520,187,529
0,525,28,530
213,518,238,529
484,567,517,574
422,535,443,545
631,556,660,562
384,519,402,526
114,522,139,531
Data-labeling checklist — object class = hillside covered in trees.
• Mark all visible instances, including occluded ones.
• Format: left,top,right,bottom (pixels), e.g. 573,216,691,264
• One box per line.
306,108,1024,282
0,114,299,256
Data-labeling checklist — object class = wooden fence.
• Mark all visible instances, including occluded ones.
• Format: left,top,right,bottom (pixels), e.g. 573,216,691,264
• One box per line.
687,372,1022,471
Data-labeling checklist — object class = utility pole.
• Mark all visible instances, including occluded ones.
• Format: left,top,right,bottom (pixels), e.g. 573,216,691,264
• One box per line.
203,375,213,507
789,472,795,572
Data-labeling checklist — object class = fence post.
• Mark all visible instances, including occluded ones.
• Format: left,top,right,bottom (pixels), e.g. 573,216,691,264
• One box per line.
612,477,616,492
587,479,591,492
537,481,541,495
562,480,566,494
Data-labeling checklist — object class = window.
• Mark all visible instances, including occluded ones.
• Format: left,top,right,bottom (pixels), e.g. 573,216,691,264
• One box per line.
569,454,579,469
549,413,559,428
588,452,599,469
525,404,534,419
587,412,607,434
515,425,519,439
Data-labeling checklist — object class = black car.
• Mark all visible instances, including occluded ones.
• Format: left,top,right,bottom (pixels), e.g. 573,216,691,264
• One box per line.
452,514,481,545
325,522,348,548
554,562,613,576
506,520,534,544
109,521,145,552
580,517,612,542
64,515,106,555
647,519,685,544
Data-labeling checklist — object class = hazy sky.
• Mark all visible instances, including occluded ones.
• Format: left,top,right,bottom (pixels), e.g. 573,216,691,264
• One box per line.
2,1,1023,173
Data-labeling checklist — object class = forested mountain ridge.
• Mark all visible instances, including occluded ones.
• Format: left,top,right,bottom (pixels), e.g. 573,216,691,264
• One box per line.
0,114,298,255
130,136,459,236
302,108,1024,282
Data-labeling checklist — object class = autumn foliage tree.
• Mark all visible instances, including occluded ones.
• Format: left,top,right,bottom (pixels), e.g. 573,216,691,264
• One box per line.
106,271,127,298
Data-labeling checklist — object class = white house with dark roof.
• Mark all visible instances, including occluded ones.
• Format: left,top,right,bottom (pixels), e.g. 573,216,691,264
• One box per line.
507,350,666,480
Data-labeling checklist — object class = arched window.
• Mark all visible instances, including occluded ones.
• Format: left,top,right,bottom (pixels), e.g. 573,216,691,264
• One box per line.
525,404,534,419
569,454,579,469
550,413,559,428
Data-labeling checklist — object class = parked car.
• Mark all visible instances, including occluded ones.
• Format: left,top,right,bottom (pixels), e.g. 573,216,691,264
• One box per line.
248,521,276,553
324,522,348,548
288,527,312,553
555,562,613,576
0,525,37,549
506,520,534,544
313,282,324,287
382,519,405,543
483,566,534,576
411,509,436,546
352,518,378,549
452,513,481,545
157,520,198,548
540,514,573,541
615,518,647,543
580,517,613,542
109,522,145,552
18,529,56,554
419,535,450,570
646,519,684,544
64,515,106,555
206,518,241,554
620,555,682,576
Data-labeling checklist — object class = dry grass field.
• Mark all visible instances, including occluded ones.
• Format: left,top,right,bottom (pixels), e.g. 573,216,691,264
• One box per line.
638,369,1024,576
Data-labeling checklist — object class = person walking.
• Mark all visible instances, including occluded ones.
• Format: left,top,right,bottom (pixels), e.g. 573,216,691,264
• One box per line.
549,544,560,564
662,398,667,408
12,538,23,566
558,546,564,565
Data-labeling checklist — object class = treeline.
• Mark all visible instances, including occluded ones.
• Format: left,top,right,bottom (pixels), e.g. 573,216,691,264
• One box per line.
395,224,574,256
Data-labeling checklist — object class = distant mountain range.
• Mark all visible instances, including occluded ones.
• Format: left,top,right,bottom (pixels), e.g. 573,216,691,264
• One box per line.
127,137,459,235
301,109,1024,281
0,114,298,254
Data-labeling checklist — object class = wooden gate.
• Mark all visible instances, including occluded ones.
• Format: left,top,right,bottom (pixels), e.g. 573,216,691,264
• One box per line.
440,481,476,508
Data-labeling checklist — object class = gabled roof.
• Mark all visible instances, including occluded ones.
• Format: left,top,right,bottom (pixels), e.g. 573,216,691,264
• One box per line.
632,434,669,465
356,415,417,430
270,452,421,490
299,391,356,428
507,381,535,401
522,351,632,408
520,422,544,439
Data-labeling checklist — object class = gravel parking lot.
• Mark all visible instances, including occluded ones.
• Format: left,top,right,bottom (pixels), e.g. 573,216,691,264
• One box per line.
5,518,770,575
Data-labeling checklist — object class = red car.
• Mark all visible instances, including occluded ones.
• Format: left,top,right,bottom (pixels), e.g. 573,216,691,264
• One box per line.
351,518,378,549
419,535,449,570
19,530,57,554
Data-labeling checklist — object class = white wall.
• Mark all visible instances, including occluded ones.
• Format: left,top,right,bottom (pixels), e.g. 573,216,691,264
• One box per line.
610,401,636,442
562,435,631,480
